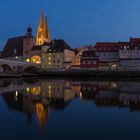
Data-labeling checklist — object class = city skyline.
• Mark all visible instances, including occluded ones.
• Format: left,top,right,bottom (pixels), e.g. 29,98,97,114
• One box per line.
1,0,140,49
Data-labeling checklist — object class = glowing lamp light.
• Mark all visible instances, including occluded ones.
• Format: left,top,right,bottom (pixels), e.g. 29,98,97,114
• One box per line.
26,59,30,63
16,91,18,97
26,88,30,92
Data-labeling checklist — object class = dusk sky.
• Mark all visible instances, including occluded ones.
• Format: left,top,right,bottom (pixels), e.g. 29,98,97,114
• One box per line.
0,0,140,49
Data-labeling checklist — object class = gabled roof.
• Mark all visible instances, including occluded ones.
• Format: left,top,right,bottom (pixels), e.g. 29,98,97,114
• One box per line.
1,36,24,58
82,50,98,58
130,38,140,43
32,45,42,51
95,42,119,52
46,39,73,53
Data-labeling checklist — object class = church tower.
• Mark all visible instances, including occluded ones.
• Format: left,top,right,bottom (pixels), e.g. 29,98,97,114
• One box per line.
36,13,51,45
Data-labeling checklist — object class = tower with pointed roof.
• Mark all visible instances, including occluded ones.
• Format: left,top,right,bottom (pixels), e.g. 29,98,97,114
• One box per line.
36,13,51,45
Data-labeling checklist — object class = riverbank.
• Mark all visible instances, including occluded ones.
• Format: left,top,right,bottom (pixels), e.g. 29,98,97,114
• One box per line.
39,70,140,77
0,73,38,78
1,70,140,78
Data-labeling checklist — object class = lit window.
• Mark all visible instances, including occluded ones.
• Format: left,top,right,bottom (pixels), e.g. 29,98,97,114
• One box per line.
124,46,127,49
48,57,51,60
48,62,51,65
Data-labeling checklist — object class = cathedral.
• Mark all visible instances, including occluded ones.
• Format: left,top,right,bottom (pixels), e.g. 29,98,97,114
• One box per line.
1,12,51,64
36,13,51,45
1,12,75,69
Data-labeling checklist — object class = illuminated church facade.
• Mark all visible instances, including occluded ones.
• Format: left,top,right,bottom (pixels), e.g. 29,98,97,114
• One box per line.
1,13,51,64
1,12,76,69
36,13,51,45
30,13,51,64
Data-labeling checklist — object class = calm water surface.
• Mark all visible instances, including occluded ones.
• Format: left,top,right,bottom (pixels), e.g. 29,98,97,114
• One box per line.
0,78,140,140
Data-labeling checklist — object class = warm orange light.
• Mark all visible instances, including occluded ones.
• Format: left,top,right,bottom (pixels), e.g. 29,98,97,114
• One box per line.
31,87,41,95
31,55,41,64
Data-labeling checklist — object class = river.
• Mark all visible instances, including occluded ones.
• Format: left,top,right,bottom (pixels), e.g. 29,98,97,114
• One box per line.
0,77,140,140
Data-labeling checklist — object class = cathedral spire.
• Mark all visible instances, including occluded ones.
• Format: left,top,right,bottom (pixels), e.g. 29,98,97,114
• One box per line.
36,12,51,45
44,16,48,31
39,12,44,28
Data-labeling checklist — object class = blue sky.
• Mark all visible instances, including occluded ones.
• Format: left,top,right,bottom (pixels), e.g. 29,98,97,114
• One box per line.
0,0,140,49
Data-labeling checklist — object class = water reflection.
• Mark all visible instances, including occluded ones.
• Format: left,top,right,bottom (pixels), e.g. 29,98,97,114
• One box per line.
1,78,140,139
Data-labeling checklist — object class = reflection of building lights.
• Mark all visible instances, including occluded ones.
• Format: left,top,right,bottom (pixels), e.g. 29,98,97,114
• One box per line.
36,103,47,130
80,92,83,98
15,56,18,59
31,87,41,95
48,90,52,94
49,94,52,98
48,85,52,90
16,91,18,97
26,88,30,92
15,91,18,101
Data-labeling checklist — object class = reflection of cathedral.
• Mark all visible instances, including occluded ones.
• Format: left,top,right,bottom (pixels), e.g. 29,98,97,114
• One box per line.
2,79,140,135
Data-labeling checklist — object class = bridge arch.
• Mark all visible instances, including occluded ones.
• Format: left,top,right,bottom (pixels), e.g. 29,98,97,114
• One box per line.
1,64,12,72
24,66,39,73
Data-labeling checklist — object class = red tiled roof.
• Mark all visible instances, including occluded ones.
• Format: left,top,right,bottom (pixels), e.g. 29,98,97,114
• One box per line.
95,42,119,52
130,38,140,43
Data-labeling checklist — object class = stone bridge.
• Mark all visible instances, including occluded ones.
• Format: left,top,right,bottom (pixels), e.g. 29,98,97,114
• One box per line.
0,59,40,73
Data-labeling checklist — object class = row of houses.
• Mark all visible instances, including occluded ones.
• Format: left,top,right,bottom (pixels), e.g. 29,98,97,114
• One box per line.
1,26,140,71
1,13,140,71
76,38,140,71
